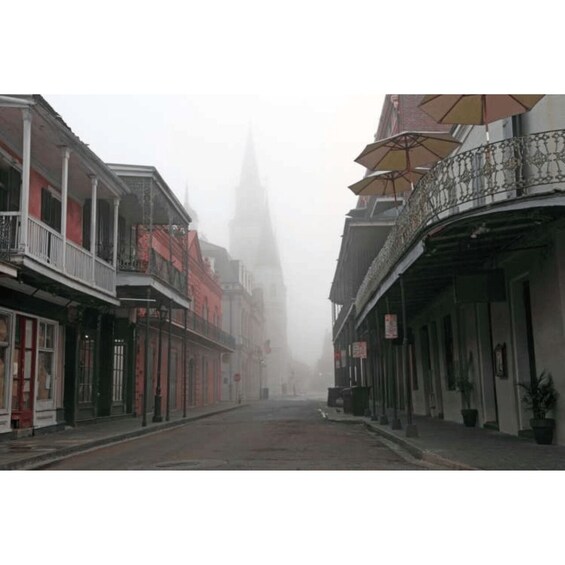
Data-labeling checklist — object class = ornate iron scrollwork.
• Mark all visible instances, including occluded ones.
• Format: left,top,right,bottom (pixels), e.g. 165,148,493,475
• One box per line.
355,129,565,313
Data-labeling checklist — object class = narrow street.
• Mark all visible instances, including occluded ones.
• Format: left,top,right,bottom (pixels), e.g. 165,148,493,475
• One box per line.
42,398,431,470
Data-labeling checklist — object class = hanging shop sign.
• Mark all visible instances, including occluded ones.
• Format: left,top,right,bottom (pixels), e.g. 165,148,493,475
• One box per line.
352,341,367,358
384,314,398,339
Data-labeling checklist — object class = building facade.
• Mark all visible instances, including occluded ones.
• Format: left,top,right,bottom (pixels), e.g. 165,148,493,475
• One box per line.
201,239,265,401
0,96,236,438
335,94,565,445
0,95,128,435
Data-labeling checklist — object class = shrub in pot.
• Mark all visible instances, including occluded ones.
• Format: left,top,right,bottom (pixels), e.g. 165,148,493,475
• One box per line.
518,371,559,445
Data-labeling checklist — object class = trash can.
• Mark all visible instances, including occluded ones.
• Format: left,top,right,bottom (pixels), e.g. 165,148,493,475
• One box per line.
351,386,370,417
342,388,353,414
327,387,344,407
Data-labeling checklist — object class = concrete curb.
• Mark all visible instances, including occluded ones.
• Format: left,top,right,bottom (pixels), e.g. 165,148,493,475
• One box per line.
322,411,477,471
2,404,247,471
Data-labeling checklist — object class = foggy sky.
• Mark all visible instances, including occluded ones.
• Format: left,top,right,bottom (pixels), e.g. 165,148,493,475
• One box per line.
46,94,382,366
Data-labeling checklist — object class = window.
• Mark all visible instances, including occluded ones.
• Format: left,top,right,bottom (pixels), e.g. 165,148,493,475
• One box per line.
112,339,125,403
0,313,11,410
37,321,56,401
0,162,21,212
40,187,62,232
443,315,455,390
82,199,112,259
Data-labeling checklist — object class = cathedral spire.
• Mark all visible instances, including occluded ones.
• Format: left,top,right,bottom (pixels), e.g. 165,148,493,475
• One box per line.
239,127,262,190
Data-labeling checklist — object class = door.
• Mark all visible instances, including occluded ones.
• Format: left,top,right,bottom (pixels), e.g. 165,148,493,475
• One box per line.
419,326,433,415
429,321,444,419
188,358,195,406
511,277,537,430
11,316,37,429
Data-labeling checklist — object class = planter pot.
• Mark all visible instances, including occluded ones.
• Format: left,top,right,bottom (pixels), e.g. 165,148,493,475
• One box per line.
530,418,555,445
461,409,478,427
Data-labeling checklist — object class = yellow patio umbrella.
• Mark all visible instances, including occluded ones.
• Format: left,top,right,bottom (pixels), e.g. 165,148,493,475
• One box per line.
418,95,545,142
348,169,428,197
355,130,461,173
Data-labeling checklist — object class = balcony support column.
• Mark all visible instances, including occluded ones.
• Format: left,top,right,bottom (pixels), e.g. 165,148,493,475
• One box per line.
401,274,418,437
60,147,70,269
166,299,172,421
19,108,32,251
89,176,98,282
112,198,119,269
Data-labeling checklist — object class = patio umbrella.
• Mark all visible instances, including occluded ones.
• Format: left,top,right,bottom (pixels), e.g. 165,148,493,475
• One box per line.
418,95,545,142
348,168,428,197
354,131,461,173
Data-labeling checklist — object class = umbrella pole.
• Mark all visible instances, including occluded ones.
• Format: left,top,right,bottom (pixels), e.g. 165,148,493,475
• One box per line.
483,95,490,144
401,274,418,437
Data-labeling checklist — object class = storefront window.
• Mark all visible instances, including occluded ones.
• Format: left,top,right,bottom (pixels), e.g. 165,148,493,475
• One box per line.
0,313,10,410
37,321,55,401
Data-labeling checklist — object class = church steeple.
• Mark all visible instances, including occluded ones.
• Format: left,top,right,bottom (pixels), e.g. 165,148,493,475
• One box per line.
239,128,262,189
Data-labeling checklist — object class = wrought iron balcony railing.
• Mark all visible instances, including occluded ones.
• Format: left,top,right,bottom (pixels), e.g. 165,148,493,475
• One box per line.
118,246,187,296
0,213,17,261
0,212,116,294
146,307,235,350
355,129,565,313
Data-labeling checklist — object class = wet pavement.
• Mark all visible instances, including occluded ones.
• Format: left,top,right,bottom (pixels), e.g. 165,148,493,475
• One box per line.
322,405,565,470
3,395,565,470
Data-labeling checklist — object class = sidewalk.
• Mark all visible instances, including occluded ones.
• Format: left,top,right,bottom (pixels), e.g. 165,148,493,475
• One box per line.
321,405,565,470
0,402,246,471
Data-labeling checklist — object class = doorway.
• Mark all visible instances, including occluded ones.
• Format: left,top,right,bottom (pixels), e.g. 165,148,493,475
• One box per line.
511,276,537,430
11,316,37,429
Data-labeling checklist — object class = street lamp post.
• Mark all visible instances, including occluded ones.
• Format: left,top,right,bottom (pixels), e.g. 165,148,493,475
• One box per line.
153,304,167,423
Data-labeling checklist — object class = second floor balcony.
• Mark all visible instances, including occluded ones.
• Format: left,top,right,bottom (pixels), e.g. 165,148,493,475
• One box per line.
355,129,565,317
0,212,116,295
118,245,187,297
151,307,235,352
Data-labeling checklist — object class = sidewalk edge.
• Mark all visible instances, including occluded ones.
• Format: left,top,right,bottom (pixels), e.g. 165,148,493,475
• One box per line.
322,411,477,471
1,404,247,471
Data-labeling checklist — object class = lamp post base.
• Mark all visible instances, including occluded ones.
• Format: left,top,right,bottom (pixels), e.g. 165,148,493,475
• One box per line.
152,394,163,423
391,418,402,430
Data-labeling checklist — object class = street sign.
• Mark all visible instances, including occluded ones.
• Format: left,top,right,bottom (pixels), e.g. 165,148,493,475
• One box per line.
352,341,367,358
233,373,241,382
385,314,398,339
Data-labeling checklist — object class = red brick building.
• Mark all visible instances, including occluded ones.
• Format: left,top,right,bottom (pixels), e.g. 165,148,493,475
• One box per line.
185,231,226,407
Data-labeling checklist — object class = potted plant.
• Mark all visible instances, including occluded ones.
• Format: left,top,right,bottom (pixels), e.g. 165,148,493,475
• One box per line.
517,371,559,445
456,354,478,427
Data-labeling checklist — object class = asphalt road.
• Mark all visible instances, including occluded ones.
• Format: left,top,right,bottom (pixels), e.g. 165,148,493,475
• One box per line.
44,397,430,470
